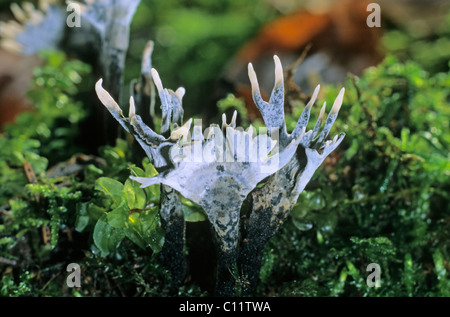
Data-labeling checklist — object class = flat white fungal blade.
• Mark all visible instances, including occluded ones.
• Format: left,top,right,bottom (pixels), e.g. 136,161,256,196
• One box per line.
151,68,164,93
273,55,283,88
330,87,345,115
128,96,136,119
95,79,122,114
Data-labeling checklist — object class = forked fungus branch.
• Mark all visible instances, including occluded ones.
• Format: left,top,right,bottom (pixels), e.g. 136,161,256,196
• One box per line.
96,52,345,296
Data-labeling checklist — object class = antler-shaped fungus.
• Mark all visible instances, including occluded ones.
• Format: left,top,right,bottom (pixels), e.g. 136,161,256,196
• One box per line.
96,54,345,296
239,61,345,295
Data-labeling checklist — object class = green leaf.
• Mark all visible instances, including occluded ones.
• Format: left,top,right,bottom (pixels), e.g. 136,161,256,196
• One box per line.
75,202,109,232
84,164,104,183
123,179,146,210
95,177,124,208
141,159,160,203
126,208,164,253
124,228,147,250
142,158,158,177
128,164,145,177
87,203,107,222
93,215,125,255
107,201,129,228
75,203,90,232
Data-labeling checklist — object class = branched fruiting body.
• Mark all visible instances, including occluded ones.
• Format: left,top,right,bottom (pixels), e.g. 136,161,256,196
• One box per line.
96,51,345,296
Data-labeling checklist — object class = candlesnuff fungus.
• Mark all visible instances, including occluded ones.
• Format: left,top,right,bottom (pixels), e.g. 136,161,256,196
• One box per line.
2,0,345,297
95,54,345,296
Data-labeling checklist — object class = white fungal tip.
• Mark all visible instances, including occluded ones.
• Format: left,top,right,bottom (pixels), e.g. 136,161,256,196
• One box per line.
0,38,24,53
10,3,27,23
144,40,154,53
28,7,44,25
151,68,163,93
273,55,283,86
39,0,50,12
95,79,121,113
330,87,345,115
306,84,320,109
175,87,185,101
170,118,193,141
0,20,24,37
206,127,215,139
22,2,36,16
312,84,320,99
319,102,326,120
247,124,255,137
129,96,136,119
130,176,160,188
222,110,238,129
333,134,338,143
231,110,237,127
141,41,153,71
247,63,258,92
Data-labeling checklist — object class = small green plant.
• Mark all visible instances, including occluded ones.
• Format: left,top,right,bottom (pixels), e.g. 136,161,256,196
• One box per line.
81,158,165,256
0,50,90,206
0,51,90,263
